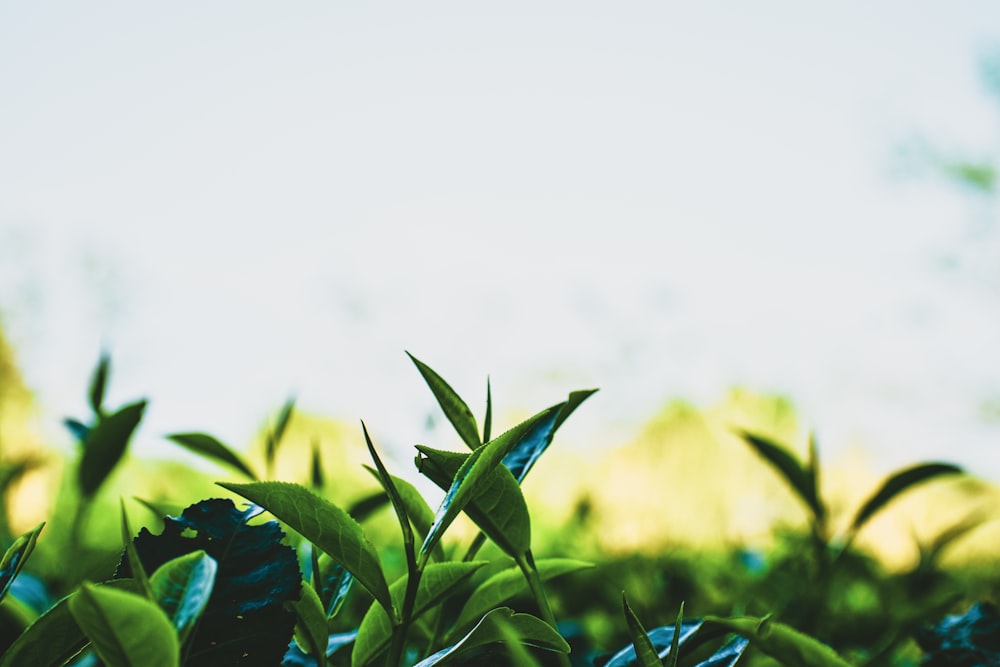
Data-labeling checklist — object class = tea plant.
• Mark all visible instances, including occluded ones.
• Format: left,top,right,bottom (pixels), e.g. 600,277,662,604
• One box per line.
0,353,988,666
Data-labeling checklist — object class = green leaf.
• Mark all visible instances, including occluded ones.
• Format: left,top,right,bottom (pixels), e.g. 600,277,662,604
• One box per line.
0,522,44,604
89,351,110,417
408,352,481,450
703,615,852,667
68,582,180,667
736,431,824,523
79,400,147,499
502,390,596,482
483,378,492,444
417,406,557,562
352,561,487,667
416,446,531,559
363,465,445,563
451,558,593,638
292,582,329,663
310,439,325,489
414,607,570,667
149,550,218,643
121,501,154,601
665,602,684,667
0,579,139,667
266,397,296,466
622,592,662,667
165,432,257,480
362,422,415,559
850,462,963,534
218,481,394,620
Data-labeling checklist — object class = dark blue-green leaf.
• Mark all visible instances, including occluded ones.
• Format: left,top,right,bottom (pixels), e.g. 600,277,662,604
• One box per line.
503,389,596,482
79,400,147,498
603,620,704,667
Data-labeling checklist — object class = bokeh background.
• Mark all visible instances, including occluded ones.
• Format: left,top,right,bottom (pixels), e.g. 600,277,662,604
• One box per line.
2,3,1000,514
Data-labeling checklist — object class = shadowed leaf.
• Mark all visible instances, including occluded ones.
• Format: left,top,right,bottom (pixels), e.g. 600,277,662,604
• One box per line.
850,463,963,534
408,352,481,450
120,502,154,601
166,432,257,480
736,431,824,522
79,400,147,499
292,583,328,663
89,352,110,417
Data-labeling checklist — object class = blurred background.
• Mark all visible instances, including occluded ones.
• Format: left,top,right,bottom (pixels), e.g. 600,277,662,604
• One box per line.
2,3,1000,533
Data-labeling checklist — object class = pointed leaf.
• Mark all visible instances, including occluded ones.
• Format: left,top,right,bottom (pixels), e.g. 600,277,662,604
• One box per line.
503,390,596,482
850,463,963,533
603,621,704,667
696,636,751,667
219,481,394,619
451,558,593,638
310,439,324,489
416,446,530,559
362,422,415,558
483,379,492,444
149,551,218,642
292,583,329,662
79,400,147,498
63,417,91,443
266,397,296,465
408,352,481,450
622,592,661,667
0,579,139,667
736,431,824,522
417,406,559,561
68,582,180,667
352,561,487,667
665,602,684,667
121,501,154,601
0,522,44,604
166,432,257,480
364,466,445,563
703,616,852,667
414,607,570,667
89,352,110,417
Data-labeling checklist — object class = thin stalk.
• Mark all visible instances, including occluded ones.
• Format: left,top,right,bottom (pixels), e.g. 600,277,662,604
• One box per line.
462,532,488,562
387,555,425,667
515,550,570,667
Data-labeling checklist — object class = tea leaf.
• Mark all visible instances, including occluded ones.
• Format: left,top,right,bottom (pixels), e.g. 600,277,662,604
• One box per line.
695,636,751,667
0,522,44,604
363,465,445,563
63,417,91,443
850,462,963,534
416,446,530,558
0,579,139,667
602,621,704,667
166,432,257,480
736,431,824,522
68,582,180,667
219,481,393,619
483,378,493,444
704,615,852,667
362,422,415,561
149,550,218,642
503,390,596,482
292,583,329,663
451,558,593,638
418,406,557,562
665,602,684,667
266,396,296,467
622,592,661,667
89,352,110,417
310,439,325,489
120,501,154,601
79,400,147,499
415,607,570,667
408,352,481,450
320,561,355,618
352,561,487,667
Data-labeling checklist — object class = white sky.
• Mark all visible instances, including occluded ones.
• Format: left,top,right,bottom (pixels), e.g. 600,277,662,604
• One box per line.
2,3,1000,479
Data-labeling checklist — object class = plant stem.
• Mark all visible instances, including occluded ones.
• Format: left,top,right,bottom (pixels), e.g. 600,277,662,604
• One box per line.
516,550,570,667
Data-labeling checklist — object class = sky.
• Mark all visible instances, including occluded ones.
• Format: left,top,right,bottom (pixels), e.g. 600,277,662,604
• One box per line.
2,3,1000,480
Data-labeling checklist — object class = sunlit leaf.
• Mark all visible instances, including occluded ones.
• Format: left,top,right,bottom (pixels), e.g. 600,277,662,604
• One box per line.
120,501,154,601
292,583,328,663
79,400,147,499
0,522,44,604
408,352,481,450
352,561,487,667
68,582,179,667
502,390,596,482
413,607,570,667
736,431,824,522
622,592,660,667
703,615,852,667
416,446,530,558
149,550,218,642
166,432,257,480
219,481,394,619
850,463,963,534
0,579,139,667
451,558,593,638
